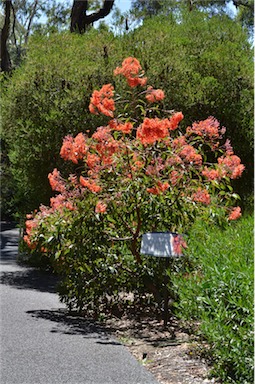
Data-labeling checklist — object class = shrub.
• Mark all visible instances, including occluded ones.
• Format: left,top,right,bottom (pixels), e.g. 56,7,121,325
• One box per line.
23,57,245,317
1,29,123,215
123,11,254,201
172,215,254,383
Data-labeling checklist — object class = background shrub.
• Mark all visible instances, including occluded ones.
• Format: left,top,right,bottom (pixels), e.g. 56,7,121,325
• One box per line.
123,12,253,202
1,29,123,216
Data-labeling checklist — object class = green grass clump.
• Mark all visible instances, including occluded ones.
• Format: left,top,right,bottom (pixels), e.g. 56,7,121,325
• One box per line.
173,214,254,383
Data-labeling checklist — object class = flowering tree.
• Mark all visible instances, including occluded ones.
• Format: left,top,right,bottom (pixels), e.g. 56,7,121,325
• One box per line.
23,57,244,310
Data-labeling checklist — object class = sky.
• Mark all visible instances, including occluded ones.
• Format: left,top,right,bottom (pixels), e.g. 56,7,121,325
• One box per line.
112,0,238,16
100,0,132,28
115,0,132,13
35,0,237,30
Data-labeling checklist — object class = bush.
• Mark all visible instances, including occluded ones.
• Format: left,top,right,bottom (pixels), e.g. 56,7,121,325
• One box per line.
172,214,254,383
1,29,123,215
22,57,245,322
123,11,254,201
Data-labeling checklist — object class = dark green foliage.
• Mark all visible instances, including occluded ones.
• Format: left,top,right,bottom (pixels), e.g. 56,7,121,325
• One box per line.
122,12,253,201
1,29,123,215
22,195,170,315
172,215,254,383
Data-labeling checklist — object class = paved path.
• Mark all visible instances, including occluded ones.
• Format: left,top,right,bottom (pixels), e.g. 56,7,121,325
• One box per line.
0,224,159,384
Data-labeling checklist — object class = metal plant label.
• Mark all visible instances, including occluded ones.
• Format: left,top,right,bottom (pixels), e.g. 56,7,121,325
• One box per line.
140,232,184,258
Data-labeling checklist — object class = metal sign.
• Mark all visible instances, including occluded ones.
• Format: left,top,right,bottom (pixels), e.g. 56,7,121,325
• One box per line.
140,232,184,257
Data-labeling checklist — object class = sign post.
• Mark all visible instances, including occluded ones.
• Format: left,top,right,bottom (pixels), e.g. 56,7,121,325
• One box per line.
140,232,185,326
163,257,170,326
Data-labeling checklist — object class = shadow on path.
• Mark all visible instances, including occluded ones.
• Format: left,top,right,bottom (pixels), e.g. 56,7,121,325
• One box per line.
0,269,60,293
26,308,121,345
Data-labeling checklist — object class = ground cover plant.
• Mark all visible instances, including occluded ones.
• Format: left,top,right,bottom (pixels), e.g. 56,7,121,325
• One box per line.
172,214,254,383
23,57,244,310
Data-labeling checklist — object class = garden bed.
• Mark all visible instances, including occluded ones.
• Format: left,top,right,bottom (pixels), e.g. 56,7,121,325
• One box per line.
103,312,219,384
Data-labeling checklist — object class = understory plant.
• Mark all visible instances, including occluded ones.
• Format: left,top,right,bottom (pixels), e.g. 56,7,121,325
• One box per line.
172,215,253,384
23,57,244,312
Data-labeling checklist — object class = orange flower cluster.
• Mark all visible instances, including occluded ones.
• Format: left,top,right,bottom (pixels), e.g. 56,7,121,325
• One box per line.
228,206,242,221
86,153,100,171
89,84,115,117
192,188,211,205
48,168,66,193
172,135,187,149
24,188,79,248
92,126,112,141
79,176,101,193
60,133,87,164
91,126,120,170
218,155,245,179
179,145,202,166
170,170,182,186
168,112,184,130
109,119,133,134
186,117,222,140
202,167,221,181
166,154,182,167
136,113,184,145
172,234,187,256
24,216,38,249
114,57,147,87
147,181,170,195
145,86,165,103
50,194,75,211
95,201,107,214
137,118,169,145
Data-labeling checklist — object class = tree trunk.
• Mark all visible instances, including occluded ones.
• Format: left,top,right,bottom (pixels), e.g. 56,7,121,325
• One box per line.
70,0,115,33
1,0,12,73
24,0,39,45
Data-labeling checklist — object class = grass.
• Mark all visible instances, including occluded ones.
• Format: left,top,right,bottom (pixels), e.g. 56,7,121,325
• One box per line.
172,214,254,383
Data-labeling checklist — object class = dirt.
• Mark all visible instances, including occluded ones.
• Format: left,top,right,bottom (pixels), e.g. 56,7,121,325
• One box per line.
103,314,220,384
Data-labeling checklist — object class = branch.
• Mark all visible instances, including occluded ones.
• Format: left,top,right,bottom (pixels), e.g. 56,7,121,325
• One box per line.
84,0,114,25
24,0,39,45
130,206,142,264
70,0,114,33
233,0,254,10
107,236,133,241
10,1,17,48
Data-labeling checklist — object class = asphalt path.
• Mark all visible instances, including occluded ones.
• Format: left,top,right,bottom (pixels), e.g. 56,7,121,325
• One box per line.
0,224,159,384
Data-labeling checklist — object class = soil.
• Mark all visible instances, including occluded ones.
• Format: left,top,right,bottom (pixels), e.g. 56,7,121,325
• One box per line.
103,313,220,384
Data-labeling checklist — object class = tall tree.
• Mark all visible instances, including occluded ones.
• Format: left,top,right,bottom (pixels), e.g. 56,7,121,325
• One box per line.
0,0,43,72
70,0,114,33
1,0,12,72
0,0,72,71
131,0,254,27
